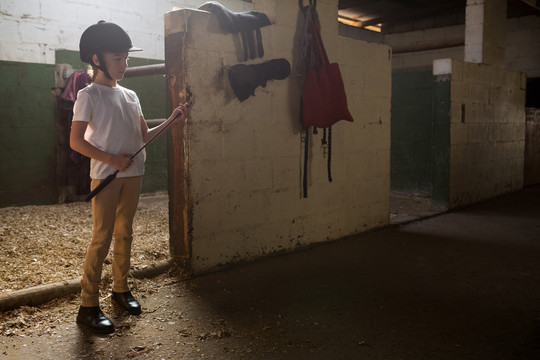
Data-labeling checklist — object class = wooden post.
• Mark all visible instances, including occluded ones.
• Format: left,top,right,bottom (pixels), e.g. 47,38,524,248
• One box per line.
165,18,192,273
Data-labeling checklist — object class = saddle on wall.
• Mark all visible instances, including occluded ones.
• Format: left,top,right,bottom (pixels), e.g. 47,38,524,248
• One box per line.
198,1,271,61
229,58,291,102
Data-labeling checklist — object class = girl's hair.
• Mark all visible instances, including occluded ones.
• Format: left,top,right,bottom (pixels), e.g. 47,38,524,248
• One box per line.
85,56,99,82
89,65,98,82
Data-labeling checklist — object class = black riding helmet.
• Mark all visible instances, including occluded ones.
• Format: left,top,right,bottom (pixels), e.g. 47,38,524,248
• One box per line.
79,21,142,79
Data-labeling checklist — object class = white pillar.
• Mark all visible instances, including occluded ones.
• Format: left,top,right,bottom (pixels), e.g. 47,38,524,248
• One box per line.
464,0,507,67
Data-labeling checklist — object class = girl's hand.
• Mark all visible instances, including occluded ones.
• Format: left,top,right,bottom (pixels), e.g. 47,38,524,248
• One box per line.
170,100,195,122
141,100,195,145
110,153,135,171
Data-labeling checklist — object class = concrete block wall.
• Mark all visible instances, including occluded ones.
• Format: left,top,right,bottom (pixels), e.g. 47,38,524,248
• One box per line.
385,15,539,78
385,25,465,70
525,108,540,185
444,59,526,207
165,0,391,273
0,0,250,64
464,0,507,67
506,16,540,78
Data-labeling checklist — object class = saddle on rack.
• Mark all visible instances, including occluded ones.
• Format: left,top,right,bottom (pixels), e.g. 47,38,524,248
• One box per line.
198,1,271,61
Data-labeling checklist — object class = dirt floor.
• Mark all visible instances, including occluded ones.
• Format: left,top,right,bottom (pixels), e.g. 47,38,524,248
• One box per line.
1,187,540,359
389,192,446,225
0,192,172,341
0,190,433,296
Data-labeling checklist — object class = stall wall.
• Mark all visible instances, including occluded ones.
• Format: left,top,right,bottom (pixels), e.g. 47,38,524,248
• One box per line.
524,108,540,186
446,59,526,207
0,61,57,206
165,0,392,273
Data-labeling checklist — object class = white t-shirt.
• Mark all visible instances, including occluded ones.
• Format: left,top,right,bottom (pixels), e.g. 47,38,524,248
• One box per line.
73,83,145,180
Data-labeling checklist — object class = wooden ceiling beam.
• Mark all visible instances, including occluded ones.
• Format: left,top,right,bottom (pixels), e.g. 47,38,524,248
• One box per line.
359,0,465,28
338,0,380,10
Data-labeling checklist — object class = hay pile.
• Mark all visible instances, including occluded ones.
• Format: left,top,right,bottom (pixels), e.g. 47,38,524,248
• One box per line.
0,193,170,294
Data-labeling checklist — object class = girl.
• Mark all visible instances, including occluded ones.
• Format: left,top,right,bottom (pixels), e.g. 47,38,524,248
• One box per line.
70,21,192,333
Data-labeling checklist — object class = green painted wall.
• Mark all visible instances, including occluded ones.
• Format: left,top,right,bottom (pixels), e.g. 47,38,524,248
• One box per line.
431,76,450,208
0,52,169,207
391,70,434,194
0,61,57,206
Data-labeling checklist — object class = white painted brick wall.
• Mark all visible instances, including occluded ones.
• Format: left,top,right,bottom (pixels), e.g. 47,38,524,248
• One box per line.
0,0,251,64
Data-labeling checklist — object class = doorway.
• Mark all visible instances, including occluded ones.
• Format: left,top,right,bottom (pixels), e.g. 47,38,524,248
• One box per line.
390,69,448,224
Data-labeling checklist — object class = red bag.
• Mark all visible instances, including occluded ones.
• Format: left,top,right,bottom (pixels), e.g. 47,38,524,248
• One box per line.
301,8,353,130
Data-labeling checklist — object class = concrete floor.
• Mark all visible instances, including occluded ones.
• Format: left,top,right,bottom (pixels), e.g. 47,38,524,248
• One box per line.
2,186,540,359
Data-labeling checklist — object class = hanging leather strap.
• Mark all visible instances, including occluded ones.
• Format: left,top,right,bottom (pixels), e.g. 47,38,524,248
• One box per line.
327,127,332,182
303,129,310,198
309,7,329,66
256,28,264,57
307,6,333,184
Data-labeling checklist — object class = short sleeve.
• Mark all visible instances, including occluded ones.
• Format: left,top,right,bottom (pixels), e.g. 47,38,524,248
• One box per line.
73,90,93,123
136,99,143,118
